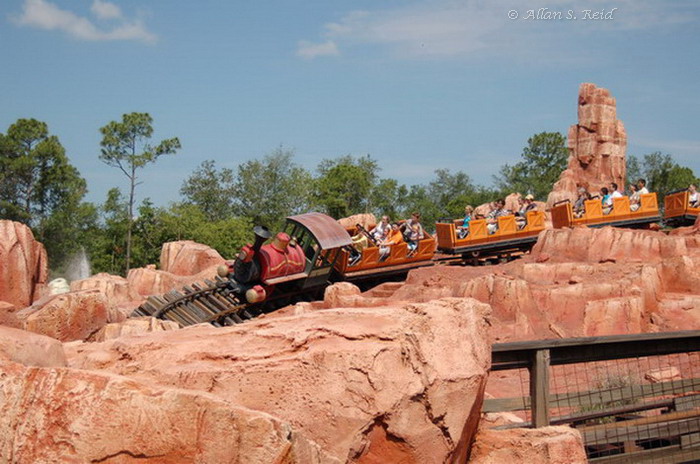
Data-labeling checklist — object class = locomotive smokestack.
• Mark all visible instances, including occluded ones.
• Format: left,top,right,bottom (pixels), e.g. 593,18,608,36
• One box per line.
252,225,272,253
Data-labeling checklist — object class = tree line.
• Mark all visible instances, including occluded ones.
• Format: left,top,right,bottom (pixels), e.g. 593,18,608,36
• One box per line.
1,117,697,278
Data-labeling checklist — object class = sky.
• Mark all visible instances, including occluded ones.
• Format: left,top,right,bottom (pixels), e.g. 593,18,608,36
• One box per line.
1,0,699,207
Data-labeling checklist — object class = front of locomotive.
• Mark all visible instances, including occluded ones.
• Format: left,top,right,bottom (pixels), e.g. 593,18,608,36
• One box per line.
218,224,308,306
134,212,351,326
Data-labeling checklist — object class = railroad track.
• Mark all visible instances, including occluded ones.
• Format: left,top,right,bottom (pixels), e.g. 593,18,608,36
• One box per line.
131,276,257,327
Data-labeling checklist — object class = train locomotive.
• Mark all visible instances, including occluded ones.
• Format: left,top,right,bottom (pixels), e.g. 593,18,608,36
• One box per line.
134,212,352,326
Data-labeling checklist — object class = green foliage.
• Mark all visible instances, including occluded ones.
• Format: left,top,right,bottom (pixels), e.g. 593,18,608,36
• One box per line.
180,160,236,221
396,170,497,228
0,118,94,271
99,112,181,272
495,132,568,200
233,147,312,229
0,118,87,225
314,154,379,218
371,178,408,220
631,152,699,196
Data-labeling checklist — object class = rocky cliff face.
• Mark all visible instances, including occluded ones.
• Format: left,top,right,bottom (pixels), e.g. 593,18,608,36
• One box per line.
0,220,48,307
547,83,627,208
66,298,493,463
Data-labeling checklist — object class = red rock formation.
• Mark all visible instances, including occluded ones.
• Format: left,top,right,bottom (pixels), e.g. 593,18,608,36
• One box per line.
127,264,220,297
0,325,66,367
468,426,587,464
0,301,17,327
70,272,142,306
0,220,48,307
547,83,627,208
159,240,226,275
66,298,492,463
92,317,179,342
334,225,700,341
14,290,110,342
338,213,376,230
0,360,337,464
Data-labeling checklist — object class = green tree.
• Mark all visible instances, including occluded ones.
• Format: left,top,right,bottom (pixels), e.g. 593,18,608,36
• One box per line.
495,131,568,200
0,118,94,271
99,112,181,273
625,155,642,189
0,118,87,225
314,154,379,218
233,147,312,228
180,160,236,221
371,178,408,220
636,152,699,196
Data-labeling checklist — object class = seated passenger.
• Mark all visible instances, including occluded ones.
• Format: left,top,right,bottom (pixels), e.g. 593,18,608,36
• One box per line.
487,199,507,234
457,205,473,239
689,184,699,208
349,226,370,265
405,212,424,256
573,187,588,218
601,187,612,215
516,194,536,228
637,178,649,195
379,223,404,260
370,215,390,242
628,184,640,210
610,182,623,199
631,179,648,211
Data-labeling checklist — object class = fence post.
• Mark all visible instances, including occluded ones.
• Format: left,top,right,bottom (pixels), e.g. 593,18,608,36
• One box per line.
530,349,551,427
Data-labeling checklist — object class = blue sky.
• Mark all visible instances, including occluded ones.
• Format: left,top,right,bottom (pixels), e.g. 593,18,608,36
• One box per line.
1,0,699,206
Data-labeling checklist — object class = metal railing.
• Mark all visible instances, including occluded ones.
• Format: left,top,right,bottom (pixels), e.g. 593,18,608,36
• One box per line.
484,331,700,463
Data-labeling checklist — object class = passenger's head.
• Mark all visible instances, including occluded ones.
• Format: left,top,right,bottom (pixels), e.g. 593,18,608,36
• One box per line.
638,178,647,188
391,223,400,231
601,187,609,196
578,186,586,195
690,184,697,193
465,205,474,215
525,194,534,202
381,215,390,224
411,212,421,222
629,184,637,192
496,199,505,208
611,182,618,191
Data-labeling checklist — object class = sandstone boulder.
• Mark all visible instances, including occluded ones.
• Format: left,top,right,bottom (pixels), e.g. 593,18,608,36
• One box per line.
14,290,109,342
0,301,18,327
547,83,627,208
469,426,587,464
531,227,687,264
338,213,377,230
0,360,338,464
92,317,179,342
0,220,48,307
67,298,493,463
160,240,226,275
70,272,141,305
0,325,66,367
504,193,521,212
127,264,221,298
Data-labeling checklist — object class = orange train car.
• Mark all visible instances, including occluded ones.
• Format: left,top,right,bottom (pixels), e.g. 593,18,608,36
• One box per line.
435,211,546,256
333,225,436,282
664,190,700,226
551,193,660,229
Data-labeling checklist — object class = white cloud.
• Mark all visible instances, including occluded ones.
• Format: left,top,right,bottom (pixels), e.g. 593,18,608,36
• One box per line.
298,0,698,60
91,0,122,20
297,39,339,60
14,0,156,44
